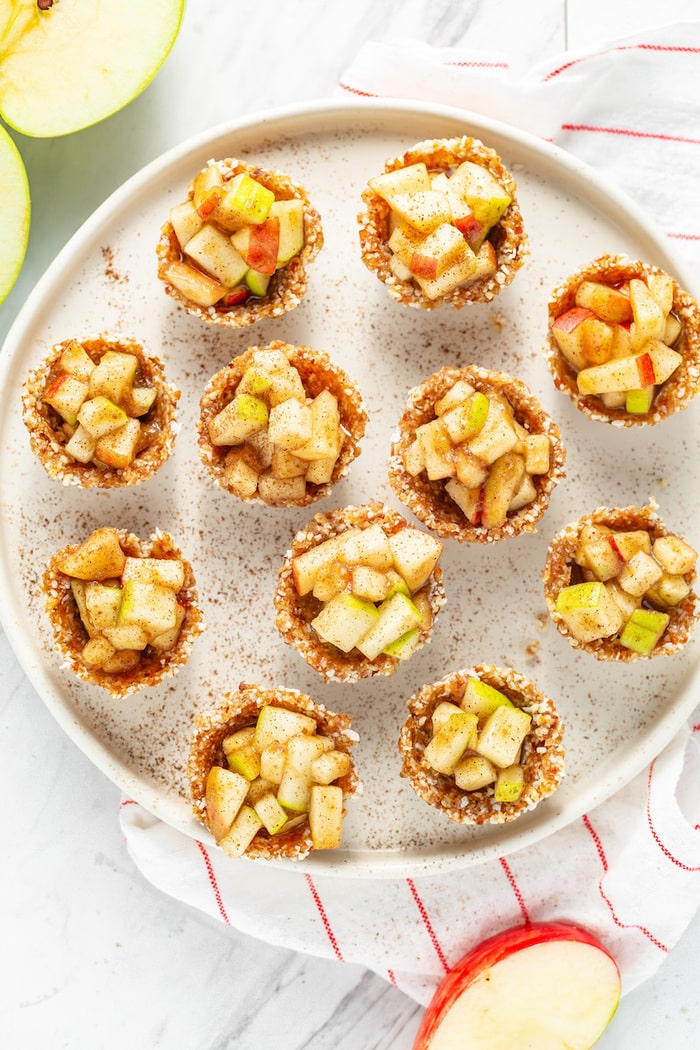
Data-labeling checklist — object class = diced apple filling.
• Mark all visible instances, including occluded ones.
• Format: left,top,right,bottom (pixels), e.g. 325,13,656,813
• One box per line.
291,523,443,661
42,342,158,469
550,273,683,413
205,704,352,855
368,159,508,299
555,523,697,653
163,161,306,308
422,677,532,803
55,527,188,673
402,379,551,528
207,347,346,503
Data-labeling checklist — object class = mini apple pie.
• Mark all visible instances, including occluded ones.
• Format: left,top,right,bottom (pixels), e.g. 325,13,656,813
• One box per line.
156,157,323,326
42,526,205,698
188,683,360,860
22,337,179,487
388,365,566,543
358,135,527,309
543,504,699,660
399,665,565,825
198,340,367,506
545,254,700,424
274,502,446,682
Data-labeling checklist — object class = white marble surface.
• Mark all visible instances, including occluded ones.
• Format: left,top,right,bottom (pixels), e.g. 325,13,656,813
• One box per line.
2,1,700,1046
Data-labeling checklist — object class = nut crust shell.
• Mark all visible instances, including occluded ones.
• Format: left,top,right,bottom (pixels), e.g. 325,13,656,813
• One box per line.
544,254,700,425
156,157,323,327
188,683,360,862
197,340,368,507
42,529,205,698
398,665,565,825
274,502,446,682
543,504,699,661
388,365,566,543
22,338,180,488
358,136,528,309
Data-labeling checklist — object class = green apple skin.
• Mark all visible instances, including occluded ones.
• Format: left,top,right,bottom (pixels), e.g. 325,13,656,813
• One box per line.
0,0,185,137
0,123,30,303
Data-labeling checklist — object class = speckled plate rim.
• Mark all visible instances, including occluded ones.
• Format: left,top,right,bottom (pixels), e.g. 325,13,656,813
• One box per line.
1,97,698,879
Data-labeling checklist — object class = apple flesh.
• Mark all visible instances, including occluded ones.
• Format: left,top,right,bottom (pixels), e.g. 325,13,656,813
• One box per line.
413,922,621,1050
0,124,30,304
0,0,184,137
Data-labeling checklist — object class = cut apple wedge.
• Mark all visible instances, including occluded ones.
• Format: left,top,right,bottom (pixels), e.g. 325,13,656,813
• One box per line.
413,922,620,1050
0,0,184,137
0,124,30,304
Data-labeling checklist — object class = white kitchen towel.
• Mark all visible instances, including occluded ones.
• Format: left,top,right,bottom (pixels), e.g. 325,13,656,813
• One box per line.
121,23,700,1006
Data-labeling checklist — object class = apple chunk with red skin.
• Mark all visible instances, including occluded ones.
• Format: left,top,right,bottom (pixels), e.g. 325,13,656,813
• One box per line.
413,922,621,1050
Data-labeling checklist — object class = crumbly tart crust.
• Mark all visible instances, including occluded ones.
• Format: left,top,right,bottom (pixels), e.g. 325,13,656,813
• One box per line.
197,340,368,506
22,337,180,488
544,254,700,425
274,502,446,682
357,135,528,309
388,365,567,543
188,683,360,861
42,529,205,699
543,504,699,661
398,665,565,825
156,157,324,327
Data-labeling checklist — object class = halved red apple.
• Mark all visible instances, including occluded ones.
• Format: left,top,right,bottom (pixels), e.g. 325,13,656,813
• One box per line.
413,922,621,1049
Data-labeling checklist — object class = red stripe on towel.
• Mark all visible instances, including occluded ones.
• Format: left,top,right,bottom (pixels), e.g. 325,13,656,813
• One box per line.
337,82,379,97
545,43,700,80
560,124,700,146
406,878,449,973
646,760,700,872
305,873,344,960
582,814,668,952
446,60,510,69
195,841,231,925
499,857,530,923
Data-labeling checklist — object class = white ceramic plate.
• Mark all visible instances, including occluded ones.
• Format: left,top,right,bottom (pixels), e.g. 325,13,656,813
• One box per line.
2,99,698,878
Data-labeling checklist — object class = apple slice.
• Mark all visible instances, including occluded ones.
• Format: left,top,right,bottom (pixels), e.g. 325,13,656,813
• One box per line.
0,125,30,303
0,0,184,138
413,922,620,1050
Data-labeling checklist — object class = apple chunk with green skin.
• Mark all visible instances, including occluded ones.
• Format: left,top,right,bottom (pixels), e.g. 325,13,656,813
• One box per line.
0,0,184,138
413,922,621,1050
0,124,30,304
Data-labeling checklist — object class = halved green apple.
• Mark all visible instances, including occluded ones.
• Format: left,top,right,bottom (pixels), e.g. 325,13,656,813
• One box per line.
0,123,29,303
0,0,184,137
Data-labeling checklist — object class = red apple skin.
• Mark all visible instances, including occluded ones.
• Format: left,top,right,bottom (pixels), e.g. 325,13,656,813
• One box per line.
244,216,280,275
637,352,655,387
454,213,484,249
552,306,596,334
196,187,224,219
412,922,619,1050
221,286,249,308
410,252,439,279
607,535,624,560
43,372,69,401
